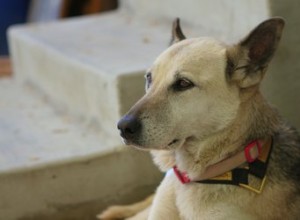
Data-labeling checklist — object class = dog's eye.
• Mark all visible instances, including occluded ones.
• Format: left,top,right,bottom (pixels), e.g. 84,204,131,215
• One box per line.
173,78,194,91
145,72,152,89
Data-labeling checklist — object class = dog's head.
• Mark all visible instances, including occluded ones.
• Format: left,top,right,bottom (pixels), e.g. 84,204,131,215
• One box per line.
118,18,284,150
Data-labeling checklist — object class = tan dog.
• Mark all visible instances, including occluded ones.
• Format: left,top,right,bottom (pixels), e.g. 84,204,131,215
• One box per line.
99,18,300,219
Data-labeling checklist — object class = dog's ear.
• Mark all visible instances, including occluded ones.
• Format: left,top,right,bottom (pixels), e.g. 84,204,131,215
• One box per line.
227,17,285,88
170,18,186,45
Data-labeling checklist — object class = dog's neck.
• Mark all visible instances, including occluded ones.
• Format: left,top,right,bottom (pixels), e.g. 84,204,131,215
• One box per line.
151,91,280,176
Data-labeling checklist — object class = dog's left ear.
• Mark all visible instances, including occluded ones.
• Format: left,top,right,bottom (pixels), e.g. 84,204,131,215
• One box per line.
227,17,285,88
170,18,186,45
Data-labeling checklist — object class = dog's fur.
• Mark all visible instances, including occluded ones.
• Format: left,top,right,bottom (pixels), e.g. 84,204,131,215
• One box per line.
99,18,300,219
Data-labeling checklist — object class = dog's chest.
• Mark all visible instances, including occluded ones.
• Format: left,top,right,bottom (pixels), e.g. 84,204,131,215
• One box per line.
175,183,249,219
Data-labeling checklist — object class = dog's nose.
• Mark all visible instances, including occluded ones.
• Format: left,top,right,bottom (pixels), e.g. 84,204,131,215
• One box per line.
117,115,141,140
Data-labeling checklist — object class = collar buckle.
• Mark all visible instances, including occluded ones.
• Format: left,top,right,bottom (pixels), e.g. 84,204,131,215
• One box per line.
244,140,262,163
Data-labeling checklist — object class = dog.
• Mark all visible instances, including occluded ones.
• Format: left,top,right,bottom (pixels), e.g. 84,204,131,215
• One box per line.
99,17,300,219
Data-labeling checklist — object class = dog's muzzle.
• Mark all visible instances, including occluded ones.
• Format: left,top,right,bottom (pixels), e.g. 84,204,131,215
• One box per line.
117,115,142,143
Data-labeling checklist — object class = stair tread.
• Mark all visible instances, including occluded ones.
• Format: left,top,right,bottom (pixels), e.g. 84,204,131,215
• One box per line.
0,79,121,174
10,12,172,76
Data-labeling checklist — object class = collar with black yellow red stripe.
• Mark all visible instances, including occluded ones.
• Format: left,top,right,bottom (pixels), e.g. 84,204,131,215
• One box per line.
173,136,273,194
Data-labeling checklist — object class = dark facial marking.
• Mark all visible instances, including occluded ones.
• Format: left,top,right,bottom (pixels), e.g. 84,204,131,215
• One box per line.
145,72,152,89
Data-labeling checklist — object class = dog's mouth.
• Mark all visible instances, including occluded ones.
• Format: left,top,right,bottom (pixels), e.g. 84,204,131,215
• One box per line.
166,138,188,149
168,139,179,146
131,139,180,149
123,137,189,150
167,136,195,149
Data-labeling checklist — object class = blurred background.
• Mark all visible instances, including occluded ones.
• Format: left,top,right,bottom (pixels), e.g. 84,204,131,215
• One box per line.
0,0,118,55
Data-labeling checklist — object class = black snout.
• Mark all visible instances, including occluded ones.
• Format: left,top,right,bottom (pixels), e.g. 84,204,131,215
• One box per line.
117,115,141,140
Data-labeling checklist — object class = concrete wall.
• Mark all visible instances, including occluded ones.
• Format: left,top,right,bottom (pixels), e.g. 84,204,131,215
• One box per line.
121,0,269,41
262,0,300,130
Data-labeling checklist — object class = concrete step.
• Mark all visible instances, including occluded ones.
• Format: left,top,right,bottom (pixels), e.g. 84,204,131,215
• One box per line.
8,11,165,141
0,78,162,220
